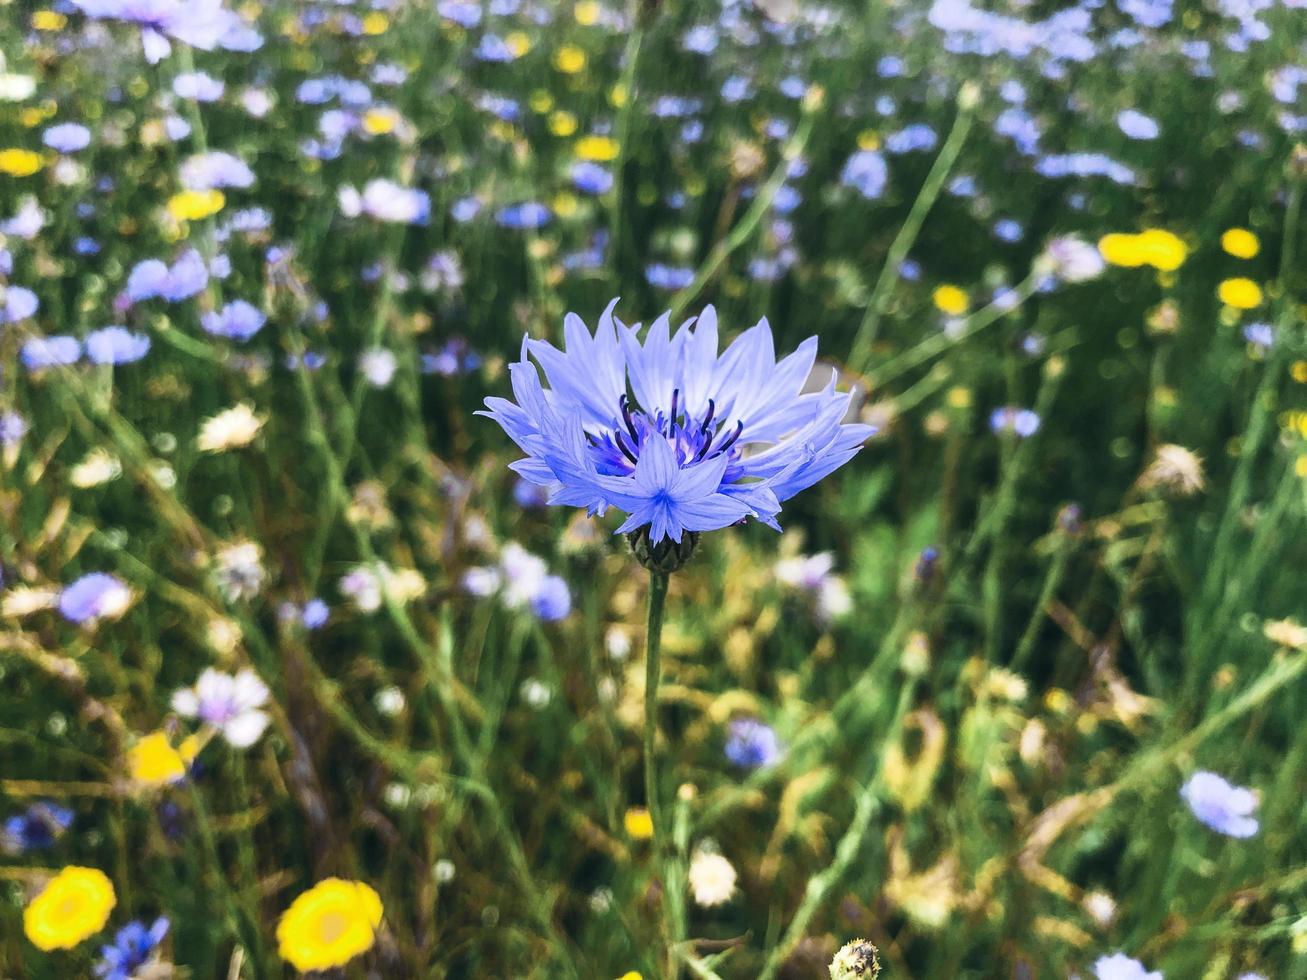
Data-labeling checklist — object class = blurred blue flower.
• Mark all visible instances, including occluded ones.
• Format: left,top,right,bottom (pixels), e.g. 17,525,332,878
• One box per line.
0,413,28,448
21,336,81,370
86,326,151,365
94,917,169,980
481,301,873,544
203,300,266,342
1117,109,1160,140
1182,771,1259,838
59,572,131,623
571,161,614,195
990,407,1040,437
2,802,73,854
43,122,92,153
725,718,782,769
69,0,256,64
3,286,40,323
173,71,224,101
530,576,571,622
495,202,550,229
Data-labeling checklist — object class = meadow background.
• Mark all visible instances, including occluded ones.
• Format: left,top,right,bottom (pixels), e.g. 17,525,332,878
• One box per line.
2,0,1307,976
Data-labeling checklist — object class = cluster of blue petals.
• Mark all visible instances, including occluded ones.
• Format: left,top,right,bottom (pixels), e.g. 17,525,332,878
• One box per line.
482,300,873,544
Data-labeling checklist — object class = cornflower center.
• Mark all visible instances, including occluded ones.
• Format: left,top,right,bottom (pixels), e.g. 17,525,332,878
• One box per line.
586,389,743,476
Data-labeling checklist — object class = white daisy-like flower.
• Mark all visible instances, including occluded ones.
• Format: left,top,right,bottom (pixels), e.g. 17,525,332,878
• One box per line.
688,850,737,907
197,402,265,452
172,668,271,748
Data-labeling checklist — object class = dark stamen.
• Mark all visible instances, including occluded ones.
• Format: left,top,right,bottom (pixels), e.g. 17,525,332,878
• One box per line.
614,430,638,465
670,388,680,425
700,398,716,434
620,394,640,444
716,420,744,456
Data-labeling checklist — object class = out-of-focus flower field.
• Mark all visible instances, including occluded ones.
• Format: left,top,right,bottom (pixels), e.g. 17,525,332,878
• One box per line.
2,0,1307,976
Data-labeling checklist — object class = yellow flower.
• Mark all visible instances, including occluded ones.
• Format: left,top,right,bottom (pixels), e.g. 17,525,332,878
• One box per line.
554,45,587,74
549,110,578,137
23,867,116,951
574,0,600,25
856,129,880,151
128,731,197,786
932,285,969,317
277,878,384,973
1221,227,1259,259
0,148,42,177
575,134,619,162
609,83,628,108
506,32,531,57
361,108,397,135
1098,229,1187,271
1217,277,1262,310
360,12,388,34
623,807,653,840
617,973,644,980
552,191,579,218
529,89,554,113
1134,228,1187,271
32,10,68,30
1292,360,1307,384
167,189,225,221
1297,456,1307,478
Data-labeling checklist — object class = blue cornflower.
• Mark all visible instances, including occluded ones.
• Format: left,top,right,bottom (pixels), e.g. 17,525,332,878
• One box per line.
86,326,151,365
202,300,266,342
990,406,1040,437
530,576,572,622
571,161,614,195
836,149,888,199
1182,771,1259,838
94,917,170,980
3,286,40,323
1117,109,1160,140
480,301,874,545
125,250,208,303
495,202,551,229
301,598,329,629
0,412,28,448
43,122,92,153
59,572,132,624
725,718,782,769
2,802,73,854
68,0,255,64
645,264,695,290
21,336,81,370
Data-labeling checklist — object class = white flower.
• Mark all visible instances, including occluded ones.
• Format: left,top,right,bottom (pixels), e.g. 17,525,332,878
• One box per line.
1041,235,1106,283
70,448,122,488
172,668,271,748
197,402,265,452
688,851,737,907
213,541,265,602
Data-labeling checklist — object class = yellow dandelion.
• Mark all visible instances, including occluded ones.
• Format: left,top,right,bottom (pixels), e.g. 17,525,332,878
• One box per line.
574,0,601,25
1297,456,1307,478
277,878,384,973
623,807,653,840
552,192,579,219
1097,232,1146,267
128,731,197,786
360,12,388,34
932,284,969,317
1221,227,1259,259
617,973,644,980
361,108,397,135
32,10,68,30
554,45,587,74
1291,360,1307,383
575,134,619,162
1098,229,1187,271
23,867,116,951
506,32,532,57
856,129,881,151
0,148,43,177
167,189,225,222
1217,277,1262,310
549,110,578,137
609,82,628,108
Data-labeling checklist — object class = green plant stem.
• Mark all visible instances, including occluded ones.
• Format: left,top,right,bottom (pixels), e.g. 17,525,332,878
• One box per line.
643,569,676,975
848,92,977,374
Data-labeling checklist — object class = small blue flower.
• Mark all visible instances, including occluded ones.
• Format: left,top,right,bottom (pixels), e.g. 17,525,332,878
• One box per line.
480,301,873,544
94,917,170,980
1117,108,1160,140
86,326,151,365
2,802,73,854
530,575,572,622
840,149,888,200
202,300,266,342
301,598,329,630
1182,771,1259,838
3,286,40,323
725,718,782,769
21,336,81,370
990,407,1040,438
43,122,92,153
571,161,614,195
59,572,131,624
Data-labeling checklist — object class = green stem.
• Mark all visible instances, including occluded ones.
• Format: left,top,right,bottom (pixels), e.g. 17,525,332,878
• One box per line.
848,87,977,373
643,569,675,974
